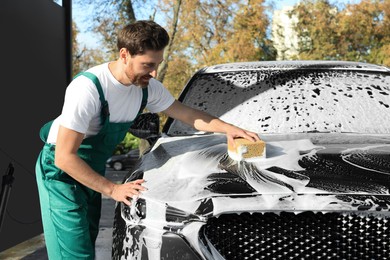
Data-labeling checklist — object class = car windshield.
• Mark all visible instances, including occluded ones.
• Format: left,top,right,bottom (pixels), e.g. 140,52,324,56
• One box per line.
167,68,390,136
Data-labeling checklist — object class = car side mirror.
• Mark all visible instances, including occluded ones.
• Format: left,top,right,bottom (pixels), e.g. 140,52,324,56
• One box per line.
129,113,160,139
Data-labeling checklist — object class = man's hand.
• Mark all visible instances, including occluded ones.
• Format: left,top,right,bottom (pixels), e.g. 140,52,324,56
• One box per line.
225,125,260,148
110,179,147,206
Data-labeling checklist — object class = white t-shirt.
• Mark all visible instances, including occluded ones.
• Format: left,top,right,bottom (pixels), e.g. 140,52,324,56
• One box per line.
46,62,175,144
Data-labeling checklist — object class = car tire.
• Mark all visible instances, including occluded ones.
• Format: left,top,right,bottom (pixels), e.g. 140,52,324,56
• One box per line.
113,161,123,171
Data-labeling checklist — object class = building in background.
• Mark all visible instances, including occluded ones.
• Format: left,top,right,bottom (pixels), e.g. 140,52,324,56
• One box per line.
272,6,299,60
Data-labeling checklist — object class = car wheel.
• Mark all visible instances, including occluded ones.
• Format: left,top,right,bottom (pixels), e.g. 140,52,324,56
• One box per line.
113,161,123,171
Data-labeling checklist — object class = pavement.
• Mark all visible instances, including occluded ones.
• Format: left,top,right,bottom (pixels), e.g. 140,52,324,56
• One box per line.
0,169,128,260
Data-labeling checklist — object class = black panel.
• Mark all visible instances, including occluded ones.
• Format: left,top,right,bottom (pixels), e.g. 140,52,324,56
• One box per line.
0,0,70,251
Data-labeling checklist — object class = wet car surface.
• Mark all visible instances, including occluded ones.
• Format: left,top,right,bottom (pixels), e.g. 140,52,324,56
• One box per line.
112,60,390,259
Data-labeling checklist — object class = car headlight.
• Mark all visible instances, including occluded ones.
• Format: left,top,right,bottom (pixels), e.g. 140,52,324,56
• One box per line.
121,198,205,229
166,205,206,225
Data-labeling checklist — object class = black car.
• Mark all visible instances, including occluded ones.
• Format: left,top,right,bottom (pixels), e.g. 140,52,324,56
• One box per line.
106,149,140,171
112,60,390,259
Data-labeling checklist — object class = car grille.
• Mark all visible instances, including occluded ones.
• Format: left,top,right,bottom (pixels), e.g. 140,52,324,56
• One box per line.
201,212,389,259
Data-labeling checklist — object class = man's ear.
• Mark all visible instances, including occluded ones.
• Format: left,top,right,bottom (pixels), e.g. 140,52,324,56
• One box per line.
119,48,129,64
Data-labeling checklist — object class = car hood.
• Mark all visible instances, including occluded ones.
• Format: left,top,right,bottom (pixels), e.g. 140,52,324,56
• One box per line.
130,133,390,216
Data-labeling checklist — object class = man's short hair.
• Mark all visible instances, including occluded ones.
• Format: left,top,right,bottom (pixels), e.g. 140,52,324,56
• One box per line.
117,20,169,55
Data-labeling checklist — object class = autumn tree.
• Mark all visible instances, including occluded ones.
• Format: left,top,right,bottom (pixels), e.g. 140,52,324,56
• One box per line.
225,0,276,62
73,0,186,138
291,0,340,60
175,0,232,67
175,0,274,68
148,0,276,104
156,0,183,83
73,0,155,60
73,0,275,90
378,0,390,66
291,0,390,66
72,21,82,76
338,0,390,66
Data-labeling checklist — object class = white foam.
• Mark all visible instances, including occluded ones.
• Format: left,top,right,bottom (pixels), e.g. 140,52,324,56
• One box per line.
142,137,322,202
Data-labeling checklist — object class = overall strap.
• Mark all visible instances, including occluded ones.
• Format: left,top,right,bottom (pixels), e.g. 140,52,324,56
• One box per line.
138,87,148,116
75,72,148,122
39,72,108,143
74,72,109,124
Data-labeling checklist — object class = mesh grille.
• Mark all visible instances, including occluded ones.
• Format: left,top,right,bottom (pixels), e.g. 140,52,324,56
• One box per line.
202,212,390,259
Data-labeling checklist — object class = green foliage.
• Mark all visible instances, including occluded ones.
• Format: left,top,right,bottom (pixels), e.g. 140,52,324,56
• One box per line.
113,132,140,155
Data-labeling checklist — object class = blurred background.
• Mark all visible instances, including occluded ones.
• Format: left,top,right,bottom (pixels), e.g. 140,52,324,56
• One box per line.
70,0,390,134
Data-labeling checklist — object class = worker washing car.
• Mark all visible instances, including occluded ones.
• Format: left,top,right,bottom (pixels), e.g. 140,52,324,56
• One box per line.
35,20,259,259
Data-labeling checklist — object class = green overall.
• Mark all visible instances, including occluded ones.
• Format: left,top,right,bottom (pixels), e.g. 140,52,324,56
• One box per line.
35,72,148,259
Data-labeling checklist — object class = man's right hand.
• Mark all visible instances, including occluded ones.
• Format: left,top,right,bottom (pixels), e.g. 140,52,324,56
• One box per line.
111,179,147,205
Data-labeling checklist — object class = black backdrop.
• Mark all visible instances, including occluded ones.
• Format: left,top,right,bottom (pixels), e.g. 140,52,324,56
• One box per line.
0,0,71,251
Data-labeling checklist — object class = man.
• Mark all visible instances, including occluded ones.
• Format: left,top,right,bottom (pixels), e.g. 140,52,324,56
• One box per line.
35,20,259,259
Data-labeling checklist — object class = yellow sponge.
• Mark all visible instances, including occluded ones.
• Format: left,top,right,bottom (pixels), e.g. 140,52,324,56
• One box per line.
227,138,266,161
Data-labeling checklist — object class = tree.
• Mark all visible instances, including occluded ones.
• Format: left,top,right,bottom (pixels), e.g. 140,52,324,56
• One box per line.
292,0,340,60
378,0,390,66
163,0,274,68
291,0,390,66
74,0,154,60
225,0,276,62
177,0,237,66
72,21,82,76
71,22,106,76
338,0,390,65
156,0,183,83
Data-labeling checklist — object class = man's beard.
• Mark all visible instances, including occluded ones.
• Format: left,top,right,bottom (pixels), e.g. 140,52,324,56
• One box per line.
125,69,151,88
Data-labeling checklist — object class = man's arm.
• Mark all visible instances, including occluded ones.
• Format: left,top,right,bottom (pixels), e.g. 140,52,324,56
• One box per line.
54,125,146,206
162,100,260,144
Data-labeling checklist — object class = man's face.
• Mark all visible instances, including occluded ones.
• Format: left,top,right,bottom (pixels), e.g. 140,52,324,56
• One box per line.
125,50,164,87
